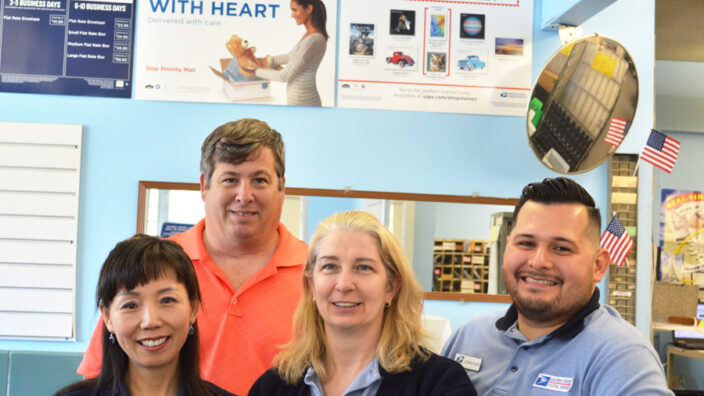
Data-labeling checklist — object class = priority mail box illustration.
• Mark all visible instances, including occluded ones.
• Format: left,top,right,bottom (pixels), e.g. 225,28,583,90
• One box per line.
209,57,270,102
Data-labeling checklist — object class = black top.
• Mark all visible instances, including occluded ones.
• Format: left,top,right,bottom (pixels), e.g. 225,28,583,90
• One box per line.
248,352,476,396
56,379,235,396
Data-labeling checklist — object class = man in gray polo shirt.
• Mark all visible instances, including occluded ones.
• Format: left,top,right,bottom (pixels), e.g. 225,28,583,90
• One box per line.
442,177,672,395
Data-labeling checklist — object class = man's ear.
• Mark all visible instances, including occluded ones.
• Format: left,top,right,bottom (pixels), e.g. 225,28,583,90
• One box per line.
199,173,207,201
100,304,113,333
592,248,611,283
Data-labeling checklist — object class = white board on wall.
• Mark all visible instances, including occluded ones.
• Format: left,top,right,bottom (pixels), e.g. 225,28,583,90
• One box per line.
0,122,82,340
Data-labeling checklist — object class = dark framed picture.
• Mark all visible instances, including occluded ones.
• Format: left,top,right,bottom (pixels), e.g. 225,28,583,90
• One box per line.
460,14,485,39
390,10,415,36
350,23,375,56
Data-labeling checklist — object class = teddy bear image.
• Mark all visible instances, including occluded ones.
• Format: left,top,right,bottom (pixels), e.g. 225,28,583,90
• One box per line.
225,35,271,77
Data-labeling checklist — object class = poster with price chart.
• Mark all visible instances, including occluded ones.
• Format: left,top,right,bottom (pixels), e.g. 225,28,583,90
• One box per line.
0,0,135,97
337,0,533,115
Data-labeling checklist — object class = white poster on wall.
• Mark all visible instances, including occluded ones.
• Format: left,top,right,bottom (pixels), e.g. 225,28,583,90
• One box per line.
337,0,533,116
134,0,336,107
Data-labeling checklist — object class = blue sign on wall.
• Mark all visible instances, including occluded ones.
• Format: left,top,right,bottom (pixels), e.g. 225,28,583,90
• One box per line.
0,0,134,97
160,222,193,238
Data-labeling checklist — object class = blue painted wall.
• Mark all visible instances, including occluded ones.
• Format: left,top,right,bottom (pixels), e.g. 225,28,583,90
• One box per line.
304,196,361,241
0,0,658,362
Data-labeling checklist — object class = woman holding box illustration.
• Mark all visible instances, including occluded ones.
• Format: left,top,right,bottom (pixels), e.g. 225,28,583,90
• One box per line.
254,0,328,107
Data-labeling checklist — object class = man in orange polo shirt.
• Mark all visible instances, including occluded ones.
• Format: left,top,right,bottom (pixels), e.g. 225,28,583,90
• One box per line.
77,119,308,395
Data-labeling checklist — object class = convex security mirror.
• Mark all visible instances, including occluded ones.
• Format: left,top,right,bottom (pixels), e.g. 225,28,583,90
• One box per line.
527,34,638,174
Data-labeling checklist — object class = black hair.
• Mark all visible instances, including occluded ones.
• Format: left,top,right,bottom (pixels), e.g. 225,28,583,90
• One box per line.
55,235,212,396
512,177,601,238
294,0,329,40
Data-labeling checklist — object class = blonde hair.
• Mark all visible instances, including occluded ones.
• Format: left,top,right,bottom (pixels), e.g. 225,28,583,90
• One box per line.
275,210,429,384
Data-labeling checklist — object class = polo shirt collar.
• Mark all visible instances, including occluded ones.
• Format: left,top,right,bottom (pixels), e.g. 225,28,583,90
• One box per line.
495,288,601,340
177,219,301,269
173,218,208,262
269,222,304,268
304,357,381,395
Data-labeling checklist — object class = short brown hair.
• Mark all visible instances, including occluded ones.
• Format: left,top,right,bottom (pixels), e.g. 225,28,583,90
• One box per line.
200,118,285,189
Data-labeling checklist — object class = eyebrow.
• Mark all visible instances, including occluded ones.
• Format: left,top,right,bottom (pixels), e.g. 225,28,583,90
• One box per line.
512,233,577,245
318,256,378,263
117,286,177,297
220,169,272,177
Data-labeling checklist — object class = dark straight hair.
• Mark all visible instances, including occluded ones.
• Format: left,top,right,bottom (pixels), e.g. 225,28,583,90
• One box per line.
295,0,329,40
512,177,602,239
55,235,211,396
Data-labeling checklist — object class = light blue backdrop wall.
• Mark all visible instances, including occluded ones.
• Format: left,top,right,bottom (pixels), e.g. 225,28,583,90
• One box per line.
0,0,658,358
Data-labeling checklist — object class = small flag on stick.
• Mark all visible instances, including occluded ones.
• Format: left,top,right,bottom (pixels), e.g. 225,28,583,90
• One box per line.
640,129,680,173
600,215,634,267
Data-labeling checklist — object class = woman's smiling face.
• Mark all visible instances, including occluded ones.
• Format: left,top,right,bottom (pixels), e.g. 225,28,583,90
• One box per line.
102,268,198,372
310,229,398,336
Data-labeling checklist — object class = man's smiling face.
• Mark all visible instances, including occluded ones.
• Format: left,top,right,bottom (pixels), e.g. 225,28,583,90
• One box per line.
503,201,606,325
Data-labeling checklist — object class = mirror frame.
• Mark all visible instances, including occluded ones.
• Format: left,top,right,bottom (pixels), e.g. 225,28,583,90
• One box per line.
137,180,514,303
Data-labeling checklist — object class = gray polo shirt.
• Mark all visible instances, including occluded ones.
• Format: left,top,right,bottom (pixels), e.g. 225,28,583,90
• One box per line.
442,289,673,395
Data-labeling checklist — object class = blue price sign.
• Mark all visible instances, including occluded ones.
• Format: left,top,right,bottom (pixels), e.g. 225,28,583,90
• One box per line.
0,0,135,97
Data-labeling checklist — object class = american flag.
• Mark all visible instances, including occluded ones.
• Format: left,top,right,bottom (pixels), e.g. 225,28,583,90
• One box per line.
600,215,634,267
640,129,680,173
604,117,628,146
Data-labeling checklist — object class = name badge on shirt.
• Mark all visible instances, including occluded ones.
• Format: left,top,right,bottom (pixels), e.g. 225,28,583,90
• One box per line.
453,353,482,372
533,373,574,392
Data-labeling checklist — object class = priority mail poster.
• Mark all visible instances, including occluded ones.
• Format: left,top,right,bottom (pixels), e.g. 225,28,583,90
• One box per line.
134,0,336,106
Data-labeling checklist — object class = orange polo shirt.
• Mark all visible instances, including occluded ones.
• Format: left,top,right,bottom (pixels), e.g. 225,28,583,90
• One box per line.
77,220,307,395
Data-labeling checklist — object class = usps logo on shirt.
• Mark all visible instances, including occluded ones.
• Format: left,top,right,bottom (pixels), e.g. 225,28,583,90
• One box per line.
533,373,573,392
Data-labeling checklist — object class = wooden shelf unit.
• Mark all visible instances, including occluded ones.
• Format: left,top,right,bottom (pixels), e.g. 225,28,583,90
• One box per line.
607,154,639,324
433,239,490,293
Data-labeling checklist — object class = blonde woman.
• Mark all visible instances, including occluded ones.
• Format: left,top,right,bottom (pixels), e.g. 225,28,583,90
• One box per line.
249,211,476,396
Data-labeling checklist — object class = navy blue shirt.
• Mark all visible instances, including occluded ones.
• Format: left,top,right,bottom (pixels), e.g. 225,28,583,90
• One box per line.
57,380,235,396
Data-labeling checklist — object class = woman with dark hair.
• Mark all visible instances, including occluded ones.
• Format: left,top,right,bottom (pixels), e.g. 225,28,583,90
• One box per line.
249,211,476,396
254,0,328,106
56,234,234,396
